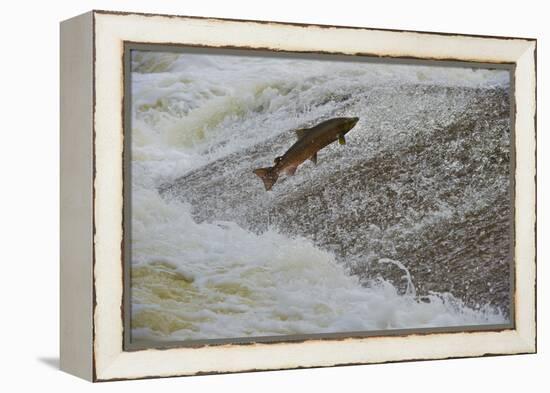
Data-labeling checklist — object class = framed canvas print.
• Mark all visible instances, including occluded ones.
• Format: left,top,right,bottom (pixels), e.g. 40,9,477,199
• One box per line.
60,10,537,382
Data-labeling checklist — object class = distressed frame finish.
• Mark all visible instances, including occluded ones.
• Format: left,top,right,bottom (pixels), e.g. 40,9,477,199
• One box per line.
60,10,537,382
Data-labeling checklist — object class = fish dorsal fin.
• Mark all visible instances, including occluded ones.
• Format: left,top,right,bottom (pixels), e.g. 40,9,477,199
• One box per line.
310,153,318,165
295,128,310,140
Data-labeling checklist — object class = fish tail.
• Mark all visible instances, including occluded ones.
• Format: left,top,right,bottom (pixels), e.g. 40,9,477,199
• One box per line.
253,167,279,191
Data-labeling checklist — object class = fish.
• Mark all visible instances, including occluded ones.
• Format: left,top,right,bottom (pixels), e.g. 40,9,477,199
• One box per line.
253,117,359,191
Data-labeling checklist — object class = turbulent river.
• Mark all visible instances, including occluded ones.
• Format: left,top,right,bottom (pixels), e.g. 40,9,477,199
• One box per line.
129,50,511,342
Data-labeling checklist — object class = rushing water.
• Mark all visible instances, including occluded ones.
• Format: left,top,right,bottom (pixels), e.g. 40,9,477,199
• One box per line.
129,50,511,342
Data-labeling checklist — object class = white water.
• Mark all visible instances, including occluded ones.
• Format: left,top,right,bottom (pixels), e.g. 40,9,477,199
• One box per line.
130,51,508,342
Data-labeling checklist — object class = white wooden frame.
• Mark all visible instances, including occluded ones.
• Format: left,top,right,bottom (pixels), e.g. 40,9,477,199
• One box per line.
60,10,536,382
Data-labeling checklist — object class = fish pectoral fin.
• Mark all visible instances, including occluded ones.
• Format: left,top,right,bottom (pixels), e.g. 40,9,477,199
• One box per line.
295,128,310,140
338,134,346,145
309,153,318,165
286,166,298,176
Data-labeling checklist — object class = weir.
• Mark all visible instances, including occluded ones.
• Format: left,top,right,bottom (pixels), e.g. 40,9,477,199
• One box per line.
130,51,512,340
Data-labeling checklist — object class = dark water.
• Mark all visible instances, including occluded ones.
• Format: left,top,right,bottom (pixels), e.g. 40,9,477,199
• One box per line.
161,84,512,318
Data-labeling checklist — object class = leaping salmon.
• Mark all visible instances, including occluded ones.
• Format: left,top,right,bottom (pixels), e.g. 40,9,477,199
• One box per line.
253,117,359,191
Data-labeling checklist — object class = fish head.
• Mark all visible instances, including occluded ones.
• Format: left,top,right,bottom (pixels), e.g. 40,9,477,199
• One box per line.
342,117,359,133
